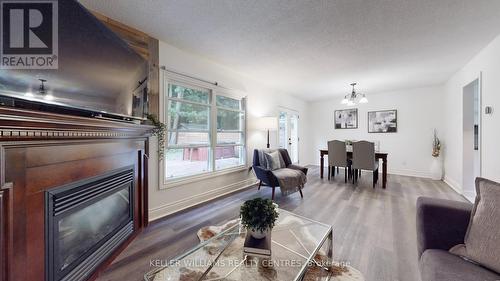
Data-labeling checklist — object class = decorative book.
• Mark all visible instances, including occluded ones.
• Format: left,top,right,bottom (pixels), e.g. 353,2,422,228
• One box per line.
243,232,271,256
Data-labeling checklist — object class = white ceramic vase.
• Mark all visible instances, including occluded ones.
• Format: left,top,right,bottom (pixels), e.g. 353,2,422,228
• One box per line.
430,156,443,180
249,228,271,239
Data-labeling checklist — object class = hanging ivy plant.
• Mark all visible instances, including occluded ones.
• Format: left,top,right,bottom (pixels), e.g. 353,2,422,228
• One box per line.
146,113,167,161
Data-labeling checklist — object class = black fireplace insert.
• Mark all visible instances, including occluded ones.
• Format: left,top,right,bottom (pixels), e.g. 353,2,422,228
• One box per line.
45,167,135,281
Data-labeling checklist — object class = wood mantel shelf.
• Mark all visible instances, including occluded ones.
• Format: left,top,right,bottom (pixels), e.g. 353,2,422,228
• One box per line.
0,106,152,281
0,107,153,140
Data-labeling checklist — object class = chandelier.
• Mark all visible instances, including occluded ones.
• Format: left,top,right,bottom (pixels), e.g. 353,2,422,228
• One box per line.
341,83,368,106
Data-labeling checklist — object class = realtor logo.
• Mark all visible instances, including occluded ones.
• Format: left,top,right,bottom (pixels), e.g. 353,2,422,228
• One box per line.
1,0,58,69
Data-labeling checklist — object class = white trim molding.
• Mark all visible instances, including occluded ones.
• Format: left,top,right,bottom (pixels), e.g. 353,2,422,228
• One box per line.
149,178,258,221
443,175,475,202
444,175,462,195
162,166,248,189
387,168,432,179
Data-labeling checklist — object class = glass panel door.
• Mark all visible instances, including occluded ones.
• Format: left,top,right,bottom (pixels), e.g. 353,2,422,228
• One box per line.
278,109,299,164
289,113,299,163
279,112,288,149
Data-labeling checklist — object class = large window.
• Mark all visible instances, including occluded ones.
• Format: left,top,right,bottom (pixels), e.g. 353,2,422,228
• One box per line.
165,81,246,181
215,95,246,170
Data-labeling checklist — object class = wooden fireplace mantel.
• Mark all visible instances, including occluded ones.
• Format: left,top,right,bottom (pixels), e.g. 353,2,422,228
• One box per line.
0,107,152,139
0,106,152,281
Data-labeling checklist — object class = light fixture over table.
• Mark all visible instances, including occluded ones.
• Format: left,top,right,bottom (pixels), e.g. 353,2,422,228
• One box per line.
341,83,368,106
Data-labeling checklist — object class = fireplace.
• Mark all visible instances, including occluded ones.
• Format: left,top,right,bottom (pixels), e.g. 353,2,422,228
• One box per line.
45,167,135,281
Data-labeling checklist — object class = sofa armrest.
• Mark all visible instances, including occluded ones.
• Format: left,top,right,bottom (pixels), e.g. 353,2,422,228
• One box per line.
253,165,279,187
287,164,308,175
416,197,473,259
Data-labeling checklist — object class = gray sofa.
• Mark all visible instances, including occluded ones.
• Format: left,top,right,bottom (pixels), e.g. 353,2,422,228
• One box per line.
416,197,500,281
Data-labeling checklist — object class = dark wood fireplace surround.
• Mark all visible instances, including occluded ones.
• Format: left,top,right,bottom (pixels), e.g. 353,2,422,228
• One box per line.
0,8,159,281
0,107,152,281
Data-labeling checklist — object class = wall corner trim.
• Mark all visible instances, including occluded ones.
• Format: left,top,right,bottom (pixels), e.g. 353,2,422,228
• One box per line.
443,175,462,195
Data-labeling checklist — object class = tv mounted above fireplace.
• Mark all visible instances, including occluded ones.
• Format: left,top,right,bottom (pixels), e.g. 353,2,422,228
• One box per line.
0,0,149,122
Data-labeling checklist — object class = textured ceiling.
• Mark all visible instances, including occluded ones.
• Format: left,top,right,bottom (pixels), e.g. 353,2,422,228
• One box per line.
80,0,500,101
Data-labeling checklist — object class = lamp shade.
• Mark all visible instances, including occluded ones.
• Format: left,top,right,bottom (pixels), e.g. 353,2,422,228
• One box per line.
254,117,278,131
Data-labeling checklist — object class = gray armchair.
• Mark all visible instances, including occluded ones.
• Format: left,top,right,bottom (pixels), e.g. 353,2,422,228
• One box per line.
352,141,379,187
416,197,500,281
253,149,307,200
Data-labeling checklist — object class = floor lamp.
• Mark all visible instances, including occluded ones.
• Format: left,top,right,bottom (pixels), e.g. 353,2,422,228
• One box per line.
256,117,278,148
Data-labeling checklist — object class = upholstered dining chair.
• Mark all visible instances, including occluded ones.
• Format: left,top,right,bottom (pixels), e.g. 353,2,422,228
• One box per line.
352,141,379,187
327,140,351,183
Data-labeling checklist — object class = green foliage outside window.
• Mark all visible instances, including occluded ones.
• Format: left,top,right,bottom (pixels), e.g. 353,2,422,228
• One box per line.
169,84,209,103
216,95,240,109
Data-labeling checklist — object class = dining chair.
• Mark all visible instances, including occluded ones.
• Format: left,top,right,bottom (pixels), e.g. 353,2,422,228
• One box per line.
327,140,351,183
352,141,379,188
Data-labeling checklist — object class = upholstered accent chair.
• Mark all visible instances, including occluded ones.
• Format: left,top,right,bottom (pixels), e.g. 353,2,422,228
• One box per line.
351,141,379,187
327,140,351,183
417,197,500,281
252,149,307,200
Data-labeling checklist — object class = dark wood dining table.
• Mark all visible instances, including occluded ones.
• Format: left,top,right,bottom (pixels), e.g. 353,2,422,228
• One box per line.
319,149,388,188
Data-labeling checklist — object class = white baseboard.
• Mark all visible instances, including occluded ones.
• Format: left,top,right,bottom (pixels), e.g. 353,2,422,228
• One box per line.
149,178,258,221
387,169,432,179
462,191,475,203
443,175,463,195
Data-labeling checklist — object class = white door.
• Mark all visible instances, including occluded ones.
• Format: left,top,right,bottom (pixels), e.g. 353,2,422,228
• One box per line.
462,77,481,202
279,109,299,163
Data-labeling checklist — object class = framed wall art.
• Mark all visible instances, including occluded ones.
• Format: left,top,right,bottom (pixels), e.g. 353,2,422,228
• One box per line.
368,110,397,133
334,108,358,129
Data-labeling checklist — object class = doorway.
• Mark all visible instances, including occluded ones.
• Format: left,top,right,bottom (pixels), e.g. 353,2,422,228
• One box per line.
278,108,299,163
462,77,481,201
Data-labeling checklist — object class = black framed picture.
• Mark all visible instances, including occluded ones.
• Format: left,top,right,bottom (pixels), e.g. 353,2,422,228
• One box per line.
368,110,397,133
334,108,358,129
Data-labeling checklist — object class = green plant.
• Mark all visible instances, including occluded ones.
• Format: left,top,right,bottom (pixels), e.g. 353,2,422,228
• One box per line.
240,198,279,232
146,113,167,161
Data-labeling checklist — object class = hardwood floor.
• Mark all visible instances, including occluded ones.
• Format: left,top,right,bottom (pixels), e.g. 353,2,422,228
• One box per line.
97,166,466,281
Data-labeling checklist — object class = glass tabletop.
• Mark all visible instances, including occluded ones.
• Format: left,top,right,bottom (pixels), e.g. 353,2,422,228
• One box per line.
145,209,333,281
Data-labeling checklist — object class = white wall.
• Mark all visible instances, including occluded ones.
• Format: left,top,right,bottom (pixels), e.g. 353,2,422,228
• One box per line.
148,41,311,221
149,33,500,220
308,86,444,178
443,34,500,195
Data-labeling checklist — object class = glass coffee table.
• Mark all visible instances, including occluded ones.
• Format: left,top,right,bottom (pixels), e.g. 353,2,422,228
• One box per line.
144,209,336,281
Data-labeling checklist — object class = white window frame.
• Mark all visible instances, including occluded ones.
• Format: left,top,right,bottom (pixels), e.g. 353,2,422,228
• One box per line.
214,90,246,171
160,71,247,189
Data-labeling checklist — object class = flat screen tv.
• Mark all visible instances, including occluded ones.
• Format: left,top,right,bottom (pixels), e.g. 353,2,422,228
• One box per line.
0,0,149,122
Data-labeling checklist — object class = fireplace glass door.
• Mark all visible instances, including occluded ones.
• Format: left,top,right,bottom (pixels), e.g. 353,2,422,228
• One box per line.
57,186,130,271
46,168,135,281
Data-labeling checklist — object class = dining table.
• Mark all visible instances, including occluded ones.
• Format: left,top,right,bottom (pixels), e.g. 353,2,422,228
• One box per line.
319,149,388,188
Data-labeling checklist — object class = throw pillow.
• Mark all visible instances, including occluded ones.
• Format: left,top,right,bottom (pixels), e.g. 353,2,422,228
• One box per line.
277,151,286,168
264,151,282,170
449,177,500,273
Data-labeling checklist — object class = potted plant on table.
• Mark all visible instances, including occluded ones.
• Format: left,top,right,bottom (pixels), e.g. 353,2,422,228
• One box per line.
240,198,279,239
